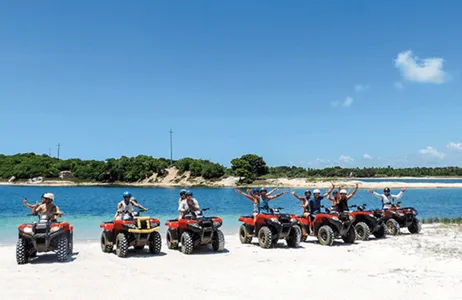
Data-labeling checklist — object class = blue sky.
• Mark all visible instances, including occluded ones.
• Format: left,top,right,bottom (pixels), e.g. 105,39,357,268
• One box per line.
1,0,462,168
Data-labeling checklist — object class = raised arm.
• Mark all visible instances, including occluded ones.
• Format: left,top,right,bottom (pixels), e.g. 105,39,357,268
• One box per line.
291,191,305,201
346,184,359,200
368,189,383,199
268,191,287,201
392,188,406,200
132,201,148,211
235,189,257,202
267,187,278,196
322,184,335,198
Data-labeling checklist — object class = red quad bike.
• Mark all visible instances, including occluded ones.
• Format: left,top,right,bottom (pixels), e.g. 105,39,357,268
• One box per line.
349,204,386,241
100,209,162,258
165,208,225,255
382,201,421,236
294,206,356,246
239,207,301,249
16,213,74,264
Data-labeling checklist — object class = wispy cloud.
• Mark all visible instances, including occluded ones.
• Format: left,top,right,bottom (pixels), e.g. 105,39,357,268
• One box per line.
354,84,369,92
339,155,354,163
363,153,372,159
419,146,445,159
343,96,353,107
447,142,462,151
395,50,446,84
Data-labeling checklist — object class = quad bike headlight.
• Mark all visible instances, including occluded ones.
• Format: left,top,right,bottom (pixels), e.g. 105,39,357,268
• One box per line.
50,226,60,233
332,217,339,221
290,218,297,223
189,223,201,229
270,218,280,224
213,221,221,227
23,227,33,234
150,222,159,227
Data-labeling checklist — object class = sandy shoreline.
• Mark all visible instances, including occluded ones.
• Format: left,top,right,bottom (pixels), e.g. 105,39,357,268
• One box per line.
1,224,461,300
1,178,462,188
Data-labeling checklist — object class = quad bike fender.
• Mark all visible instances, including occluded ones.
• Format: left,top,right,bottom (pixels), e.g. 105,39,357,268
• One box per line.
239,216,255,226
165,221,179,229
100,223,114,231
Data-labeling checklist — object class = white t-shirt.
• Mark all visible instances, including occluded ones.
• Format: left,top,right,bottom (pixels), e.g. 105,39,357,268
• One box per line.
178,198,200,212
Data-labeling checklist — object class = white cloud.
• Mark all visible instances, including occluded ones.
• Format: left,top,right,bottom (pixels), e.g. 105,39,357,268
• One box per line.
363,153,372,159
339,155,354,163
395,50,446,84
330,96,353,108
343,96,353,107
447,142,462,151
394,81,404,89
355,84,369,92
419,146,445,159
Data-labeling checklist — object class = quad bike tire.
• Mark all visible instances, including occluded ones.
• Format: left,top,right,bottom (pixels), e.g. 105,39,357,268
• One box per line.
286,225,301,248
212,230,225,252
386,219,400,236
408,218,422,234
68,232,73,255
342,225,356,244
16,238,28,265
57,235,69,262
100,232,114,253
115,233,129,258
180,231,194,255
373,224,387,239
258,226,272,249
355,222,371,241
239,225,252,244
166,230,178,250
149,231,162,254
317,225,334,246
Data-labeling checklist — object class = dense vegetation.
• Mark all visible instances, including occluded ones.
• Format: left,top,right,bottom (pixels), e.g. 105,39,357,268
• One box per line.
1,153,462,183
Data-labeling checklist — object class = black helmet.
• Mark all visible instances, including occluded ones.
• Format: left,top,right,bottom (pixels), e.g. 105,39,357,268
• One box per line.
384,187,390,192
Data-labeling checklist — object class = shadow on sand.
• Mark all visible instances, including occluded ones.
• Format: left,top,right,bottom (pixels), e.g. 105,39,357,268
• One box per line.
29,251,79,264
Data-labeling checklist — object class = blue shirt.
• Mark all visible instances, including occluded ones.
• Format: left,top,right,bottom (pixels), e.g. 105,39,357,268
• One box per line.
309,196,324,213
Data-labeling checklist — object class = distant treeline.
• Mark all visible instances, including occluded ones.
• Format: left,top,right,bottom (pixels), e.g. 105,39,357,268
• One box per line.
1,153,462,183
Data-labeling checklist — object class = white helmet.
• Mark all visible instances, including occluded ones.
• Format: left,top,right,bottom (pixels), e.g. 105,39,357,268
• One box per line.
313,189,321,194
43,193,55,201
340,189,347,194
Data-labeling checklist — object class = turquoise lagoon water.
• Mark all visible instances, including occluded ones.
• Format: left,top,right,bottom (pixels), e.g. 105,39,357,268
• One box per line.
1,185,461,244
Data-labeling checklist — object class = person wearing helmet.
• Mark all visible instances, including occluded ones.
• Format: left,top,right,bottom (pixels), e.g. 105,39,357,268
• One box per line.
259,187,287,213
235,188,261,222
178,189,187,205
178,190,200,219
291,190,312,218
327,190,340,207
368,187,406,209
32,193,63,222
114,191,148,220
334,184,359,212
309,185,335,215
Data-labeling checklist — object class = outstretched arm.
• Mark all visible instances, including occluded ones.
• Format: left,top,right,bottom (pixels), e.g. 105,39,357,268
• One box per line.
267,187,278,196
54,205,64,217
368,189,383,199
268,191,287,201
132,201,147,211
291,191,305,201
322,184,335,198
346,184,359,200
235,189,258,202
392,188,406,200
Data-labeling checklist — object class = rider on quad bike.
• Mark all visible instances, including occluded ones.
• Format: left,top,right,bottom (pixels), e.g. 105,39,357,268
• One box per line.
165,191,225,254
368,188,420,235
349,203,386,240
16,193,73,264
100,192,161,258
238,188,301,249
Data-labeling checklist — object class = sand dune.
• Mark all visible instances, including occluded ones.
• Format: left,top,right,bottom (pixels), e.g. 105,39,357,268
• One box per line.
1,225,461,300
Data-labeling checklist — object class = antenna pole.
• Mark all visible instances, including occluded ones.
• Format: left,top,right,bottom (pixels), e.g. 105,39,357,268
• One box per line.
169,129,173,165
57,143,61,160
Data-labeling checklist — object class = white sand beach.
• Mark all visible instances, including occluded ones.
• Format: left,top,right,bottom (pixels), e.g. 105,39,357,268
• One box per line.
1,225,461,300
